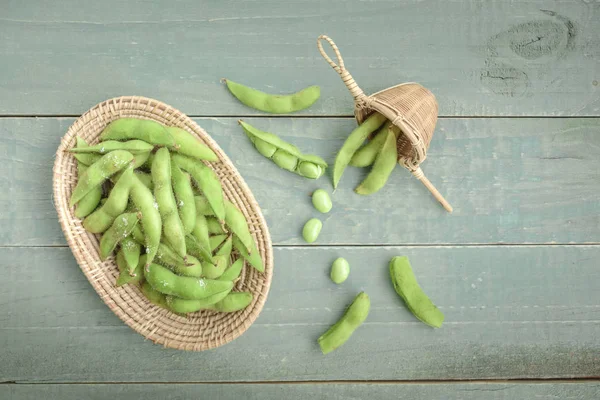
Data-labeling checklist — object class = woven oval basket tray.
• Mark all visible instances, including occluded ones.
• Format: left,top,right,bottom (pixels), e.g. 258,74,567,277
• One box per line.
52,96,273,351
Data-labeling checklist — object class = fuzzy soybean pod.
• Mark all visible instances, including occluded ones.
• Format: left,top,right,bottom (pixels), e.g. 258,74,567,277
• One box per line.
389,256,444,328
201,254,228,280
224,201,253,254
318,292,370,354
73,137,102,166
83,167,135,233
134,170,153,190
171,163,196,234
239,120,328,179
99,212,141,260
224,79,320,114
332,113,387,188
69,139,154,154
206,216,227,234
120,237,141,276
172,154,225,221
129,175,162,267
355,128,398,195
69,150,134,206
194,196,214,216
192,213,211,254
165,287,232,314
116,253,145,287
100,118,176,147
155,243,203,278
74,140,102,218
152,148,187,258
349,121,393,168
219,258,244,281
140,281,169,310
166,126,217,161
206,292,253,312
209,234,228,252
144,263,233,300
232,235,264,272
185,234,213,264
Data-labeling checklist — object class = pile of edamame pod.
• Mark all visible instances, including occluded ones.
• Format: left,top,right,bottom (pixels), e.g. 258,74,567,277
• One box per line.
70,118,265,316
225,80,445,354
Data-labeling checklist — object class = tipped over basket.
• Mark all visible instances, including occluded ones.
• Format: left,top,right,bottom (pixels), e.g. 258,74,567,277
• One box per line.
52,96,273,351
317,35,452,213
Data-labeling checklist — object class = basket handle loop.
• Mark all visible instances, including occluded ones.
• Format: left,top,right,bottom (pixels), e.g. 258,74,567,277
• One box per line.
411,167,453,213
317,35,366,102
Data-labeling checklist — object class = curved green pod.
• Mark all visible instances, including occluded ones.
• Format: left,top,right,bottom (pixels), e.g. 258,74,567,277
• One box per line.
318,292,370,354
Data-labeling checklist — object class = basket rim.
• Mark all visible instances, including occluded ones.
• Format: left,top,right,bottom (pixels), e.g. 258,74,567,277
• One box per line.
52,95,273,351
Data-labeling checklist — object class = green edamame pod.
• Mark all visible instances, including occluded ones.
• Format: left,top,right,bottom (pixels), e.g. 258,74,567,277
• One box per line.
144,263,233,300
74,141,102,218
311,189,332,214
330,258,350,284
99,212,141,260
332,113,387,188
355,128,398,195
205,292,253,312
129,175,162,267
318,292,370,354
224,79,320,114
73,137,102,166
132,151,151,169
206,216,227,234
130,224,145,244
166,126,217,161
140,281,169,309
156,243,203,277
172,154,225,221
389,256,444,328
302,218,322,243
152,148,187,258
224,201,253,253
202,254,228,279
185,234,213,264
121,237,141,276
69,150,134,206
239,120,327,179
83,167,135,233
219,258,244,281
209,234,228,252
194,196,215,216
192,213,211,253
349,121,392,167
116,253,145,287
232,235,264,272
171,163,196,234
134,170,154,190
165,288,231,314
69,139,153,154
100,118,176,147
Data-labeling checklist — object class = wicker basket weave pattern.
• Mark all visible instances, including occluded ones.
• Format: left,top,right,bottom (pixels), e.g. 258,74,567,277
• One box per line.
52,96,273,351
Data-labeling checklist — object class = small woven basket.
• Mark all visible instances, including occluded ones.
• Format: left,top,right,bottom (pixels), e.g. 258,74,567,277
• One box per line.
52,96,273,351
317,35,452,212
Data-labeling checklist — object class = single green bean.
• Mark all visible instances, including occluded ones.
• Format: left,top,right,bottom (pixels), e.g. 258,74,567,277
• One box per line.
330,258,350,284
172,154,225,221
224,79,320,114
205,292,253,312
389,256,444,328
171,163,196,234
311,189,332,214
69,139,153,154
69,150,134,206
99,212,141,260
121,236,141,276
302,218,322,243
219,258,244,281
355,128,398,195
349,121,393,167
129,175,162,267
318,292,370,354
239,120,327,179
100,118,176,147
332,113,387,188
152,148,186,258
144,263,233,300
166,126,217,161
232,235,264,272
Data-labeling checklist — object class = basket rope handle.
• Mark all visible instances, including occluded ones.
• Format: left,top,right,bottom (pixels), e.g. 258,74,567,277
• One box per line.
317,35,366,102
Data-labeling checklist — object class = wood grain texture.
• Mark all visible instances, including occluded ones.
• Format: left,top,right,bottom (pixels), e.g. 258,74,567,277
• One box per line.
1,117,599,246
1,1,599,116
2,246,599,382
3,382,600,399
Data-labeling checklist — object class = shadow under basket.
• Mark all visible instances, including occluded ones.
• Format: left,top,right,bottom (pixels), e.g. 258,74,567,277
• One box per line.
318,35,453,213
52,96,273,351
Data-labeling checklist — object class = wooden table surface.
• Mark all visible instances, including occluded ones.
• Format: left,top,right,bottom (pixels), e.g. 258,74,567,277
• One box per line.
1,1,599,398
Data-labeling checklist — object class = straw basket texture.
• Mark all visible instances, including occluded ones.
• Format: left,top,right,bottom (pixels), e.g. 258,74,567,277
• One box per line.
317,35,453,212
52,96,273,351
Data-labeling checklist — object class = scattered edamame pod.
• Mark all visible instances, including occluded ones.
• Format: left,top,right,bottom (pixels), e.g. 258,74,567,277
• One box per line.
144,263,233,300
173,154,225,221
232,235,264,272
165,288,231,314
121,236,141,276
171,163,196,235
224,79,320,114
302,218,322,243
389,256,444,328
69,140,154,154
239,120,327,179
152,148,187,258
355,128,398,195
219,258,244,281
100,118,176,147
332,113,387,188
166,126,218,161
349,121,392,167
330,258,350,284
129,175,162,267
311,189,332,214
99,212,141,260
205,292,253,313
69,150,134,206
318,292,370,354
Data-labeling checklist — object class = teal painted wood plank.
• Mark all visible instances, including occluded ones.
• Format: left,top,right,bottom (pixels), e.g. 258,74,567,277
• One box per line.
3,382,600,399
1,1,598,116
1,246,599,382
2,117,599,246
